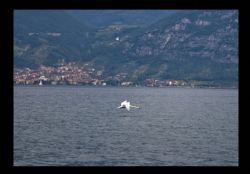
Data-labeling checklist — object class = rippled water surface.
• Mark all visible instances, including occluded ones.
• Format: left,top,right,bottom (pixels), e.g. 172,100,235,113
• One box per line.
14,86,238,166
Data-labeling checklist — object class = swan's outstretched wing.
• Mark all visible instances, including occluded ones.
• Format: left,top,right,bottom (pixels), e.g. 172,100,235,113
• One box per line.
122,101,129,111
121,100,127,106
130,105,140,109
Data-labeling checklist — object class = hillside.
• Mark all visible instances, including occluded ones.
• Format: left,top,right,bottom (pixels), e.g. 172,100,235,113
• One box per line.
89,10,238,84
14,10,238,87
14,10,93,68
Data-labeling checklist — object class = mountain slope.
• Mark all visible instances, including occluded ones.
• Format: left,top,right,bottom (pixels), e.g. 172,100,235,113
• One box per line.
91,10,238,84
14,10,238,86
14,10,93,68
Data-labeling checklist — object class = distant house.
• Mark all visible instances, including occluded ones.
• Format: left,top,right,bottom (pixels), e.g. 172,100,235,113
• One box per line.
121,82,133,86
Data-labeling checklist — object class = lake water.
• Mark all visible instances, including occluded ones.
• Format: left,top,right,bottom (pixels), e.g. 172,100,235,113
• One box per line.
14,86,238,166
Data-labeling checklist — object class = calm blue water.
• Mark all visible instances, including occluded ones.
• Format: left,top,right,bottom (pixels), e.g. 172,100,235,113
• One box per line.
14,86,238,166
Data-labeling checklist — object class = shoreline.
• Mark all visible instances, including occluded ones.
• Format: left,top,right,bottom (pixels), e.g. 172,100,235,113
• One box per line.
13,84,238,90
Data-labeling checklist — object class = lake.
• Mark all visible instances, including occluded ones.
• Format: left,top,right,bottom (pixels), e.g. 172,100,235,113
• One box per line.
14,86,238,166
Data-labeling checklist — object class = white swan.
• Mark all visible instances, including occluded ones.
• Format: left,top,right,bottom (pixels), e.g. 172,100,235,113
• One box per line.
117,100,140,111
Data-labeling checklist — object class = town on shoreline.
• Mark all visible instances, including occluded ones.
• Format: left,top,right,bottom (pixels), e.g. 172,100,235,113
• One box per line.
14,62,237,89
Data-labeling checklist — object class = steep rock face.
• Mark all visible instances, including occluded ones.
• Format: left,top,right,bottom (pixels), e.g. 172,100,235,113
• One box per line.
121,10,238,64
